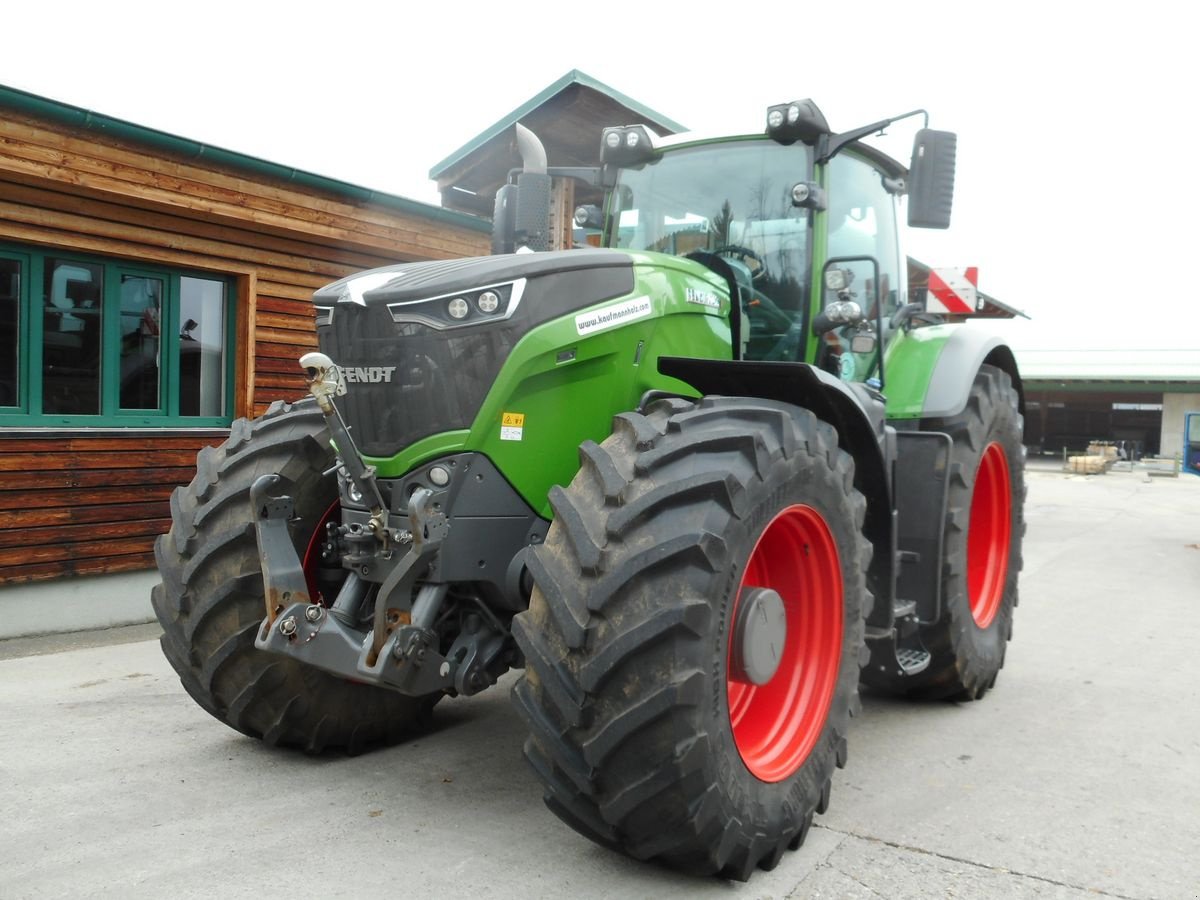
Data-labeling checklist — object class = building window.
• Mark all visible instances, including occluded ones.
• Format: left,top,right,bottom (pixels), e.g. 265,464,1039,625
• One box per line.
0,244,233,426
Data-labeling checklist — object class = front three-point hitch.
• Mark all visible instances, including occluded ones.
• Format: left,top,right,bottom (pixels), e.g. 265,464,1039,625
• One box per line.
251,354,497,698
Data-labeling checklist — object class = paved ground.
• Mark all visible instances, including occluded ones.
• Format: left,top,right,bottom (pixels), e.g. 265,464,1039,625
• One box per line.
2,464,1198,899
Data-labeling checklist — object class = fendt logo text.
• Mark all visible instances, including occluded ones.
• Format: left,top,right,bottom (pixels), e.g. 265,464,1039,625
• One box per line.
342,366,396,384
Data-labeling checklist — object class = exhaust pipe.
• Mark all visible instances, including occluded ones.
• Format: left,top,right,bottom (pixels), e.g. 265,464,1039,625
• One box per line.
513,124,551,252
492,123,553,254
515,122,547,175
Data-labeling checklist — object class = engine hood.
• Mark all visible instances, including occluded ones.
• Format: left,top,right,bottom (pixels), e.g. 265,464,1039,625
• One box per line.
313,249,633,308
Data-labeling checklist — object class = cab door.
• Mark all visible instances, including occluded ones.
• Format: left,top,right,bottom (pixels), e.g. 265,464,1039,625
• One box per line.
822,151,903,385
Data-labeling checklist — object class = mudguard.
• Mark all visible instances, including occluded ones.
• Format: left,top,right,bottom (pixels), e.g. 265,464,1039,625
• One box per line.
884,324,1023,419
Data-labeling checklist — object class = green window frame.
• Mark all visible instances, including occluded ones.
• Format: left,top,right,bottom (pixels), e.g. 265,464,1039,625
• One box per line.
0,242,235,427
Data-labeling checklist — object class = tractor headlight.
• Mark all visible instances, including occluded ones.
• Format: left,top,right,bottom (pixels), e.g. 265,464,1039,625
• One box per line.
386,279,526,330
829,300,863,323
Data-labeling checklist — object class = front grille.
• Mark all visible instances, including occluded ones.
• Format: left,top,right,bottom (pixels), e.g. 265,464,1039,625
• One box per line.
315,251,635,459
321,302,522,458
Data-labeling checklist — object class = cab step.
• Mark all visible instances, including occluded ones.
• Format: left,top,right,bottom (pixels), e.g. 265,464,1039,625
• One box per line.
896,647,931,675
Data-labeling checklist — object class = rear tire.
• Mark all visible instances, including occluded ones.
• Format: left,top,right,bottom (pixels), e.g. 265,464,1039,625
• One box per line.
872,364,1025,701
152,399,436,753
512,396,870,879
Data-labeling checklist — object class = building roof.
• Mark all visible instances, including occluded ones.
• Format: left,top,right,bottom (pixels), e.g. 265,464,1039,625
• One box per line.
429,70,686,179
0,83,489,233
1016,349,1200,383
428,70,686,215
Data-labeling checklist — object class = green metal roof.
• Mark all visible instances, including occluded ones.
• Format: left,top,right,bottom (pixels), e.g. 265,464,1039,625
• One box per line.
1017,349,1200,383
428,69,687,179
0,82,489,233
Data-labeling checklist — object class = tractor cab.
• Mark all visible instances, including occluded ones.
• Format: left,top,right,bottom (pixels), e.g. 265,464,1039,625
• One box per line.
599,132,913,386
506,100,957,391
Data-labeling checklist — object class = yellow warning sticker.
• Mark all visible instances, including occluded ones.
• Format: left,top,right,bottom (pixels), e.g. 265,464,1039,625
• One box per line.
501,411,525,441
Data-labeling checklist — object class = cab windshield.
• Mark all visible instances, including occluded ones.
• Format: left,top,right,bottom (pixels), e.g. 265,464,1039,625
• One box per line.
607,139,812,359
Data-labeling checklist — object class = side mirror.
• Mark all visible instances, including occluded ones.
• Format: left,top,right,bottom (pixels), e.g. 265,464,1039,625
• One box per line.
907,129,957,229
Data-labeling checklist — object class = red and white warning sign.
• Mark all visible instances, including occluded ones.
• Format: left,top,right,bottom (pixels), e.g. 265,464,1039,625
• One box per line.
926,267,979,314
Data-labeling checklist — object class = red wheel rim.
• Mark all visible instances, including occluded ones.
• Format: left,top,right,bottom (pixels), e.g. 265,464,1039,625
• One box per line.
727,504,843,783
302,500,341,605
967,443,1012,629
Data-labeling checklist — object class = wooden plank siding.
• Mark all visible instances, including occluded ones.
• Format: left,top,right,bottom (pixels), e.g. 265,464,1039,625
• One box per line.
0,109,489,585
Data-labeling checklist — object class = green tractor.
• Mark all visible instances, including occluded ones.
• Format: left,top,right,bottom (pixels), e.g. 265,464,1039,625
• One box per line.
153,99,1025,880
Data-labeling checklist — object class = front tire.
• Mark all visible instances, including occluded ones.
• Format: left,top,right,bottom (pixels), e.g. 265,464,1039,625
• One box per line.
152,399,436,753
512,397,870,879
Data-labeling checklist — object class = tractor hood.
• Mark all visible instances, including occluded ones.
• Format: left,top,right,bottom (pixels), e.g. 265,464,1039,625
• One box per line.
311,250,635,459
313,249,633,311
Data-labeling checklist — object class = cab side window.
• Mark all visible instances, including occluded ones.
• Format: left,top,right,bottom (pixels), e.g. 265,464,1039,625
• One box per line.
827,154,903,322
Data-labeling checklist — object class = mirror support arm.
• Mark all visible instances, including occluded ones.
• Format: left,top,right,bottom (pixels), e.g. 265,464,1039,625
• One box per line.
818,109,928,164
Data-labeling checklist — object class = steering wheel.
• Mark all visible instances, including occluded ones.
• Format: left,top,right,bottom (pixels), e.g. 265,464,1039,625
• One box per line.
713,245,767,283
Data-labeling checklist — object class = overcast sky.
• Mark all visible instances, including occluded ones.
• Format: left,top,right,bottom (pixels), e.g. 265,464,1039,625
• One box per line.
3,1,1196,352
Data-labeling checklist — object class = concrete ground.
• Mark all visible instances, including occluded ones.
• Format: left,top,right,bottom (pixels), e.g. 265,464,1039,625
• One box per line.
2,464,1198,899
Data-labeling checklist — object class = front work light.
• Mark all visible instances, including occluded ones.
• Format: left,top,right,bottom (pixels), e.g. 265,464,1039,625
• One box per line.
825,268,854,292
766,99,831,146
599,125,660,167
447,297,470,319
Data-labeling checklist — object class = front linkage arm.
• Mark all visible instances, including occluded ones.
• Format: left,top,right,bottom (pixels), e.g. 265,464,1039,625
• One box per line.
250,352,484,697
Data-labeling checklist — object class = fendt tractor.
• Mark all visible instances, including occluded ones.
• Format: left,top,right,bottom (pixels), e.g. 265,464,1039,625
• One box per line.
153,99,1025,880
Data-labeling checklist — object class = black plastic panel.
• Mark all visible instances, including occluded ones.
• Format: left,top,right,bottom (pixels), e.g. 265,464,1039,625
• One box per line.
894,430,951,622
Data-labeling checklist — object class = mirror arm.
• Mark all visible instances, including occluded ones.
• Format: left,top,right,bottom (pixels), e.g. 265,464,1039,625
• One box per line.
818,109,928,163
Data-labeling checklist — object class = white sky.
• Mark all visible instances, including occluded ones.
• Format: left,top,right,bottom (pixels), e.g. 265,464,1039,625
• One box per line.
2,0,1196,352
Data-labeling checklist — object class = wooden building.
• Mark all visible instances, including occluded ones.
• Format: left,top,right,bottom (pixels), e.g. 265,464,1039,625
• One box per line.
0,84,488,596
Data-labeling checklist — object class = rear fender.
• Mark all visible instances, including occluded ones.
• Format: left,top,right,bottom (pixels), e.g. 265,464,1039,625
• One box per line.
885,325,1024,419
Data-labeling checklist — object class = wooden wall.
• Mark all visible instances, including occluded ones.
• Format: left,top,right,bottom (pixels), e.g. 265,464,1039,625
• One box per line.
0,109,489,585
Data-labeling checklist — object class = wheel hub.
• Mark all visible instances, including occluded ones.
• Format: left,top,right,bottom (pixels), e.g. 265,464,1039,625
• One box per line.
727,504,843,783
731,588,787,686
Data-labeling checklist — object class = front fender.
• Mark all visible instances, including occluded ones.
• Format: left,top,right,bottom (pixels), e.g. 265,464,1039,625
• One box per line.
884,324,1024,419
